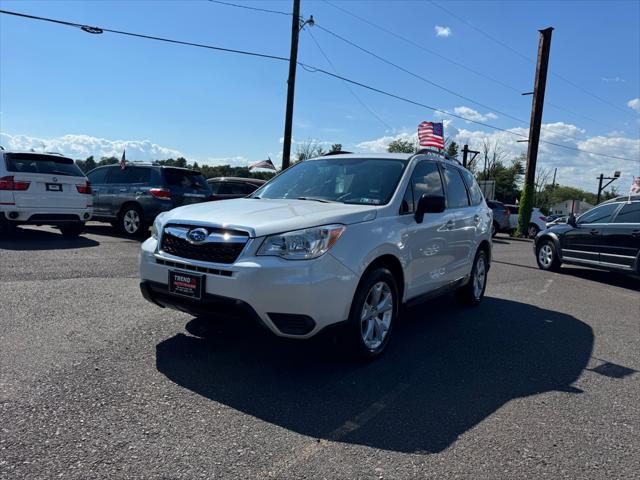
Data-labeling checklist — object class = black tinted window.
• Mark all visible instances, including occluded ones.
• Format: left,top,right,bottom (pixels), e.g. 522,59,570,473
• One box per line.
107,167,136,184
208,181,222,194
443,166,470,209
460,168,483,205
163,169,209,190
613,202,640,223
128,167,151,183
87,168,109,184
409,161,444,211
578,203,618,224
5,153,84,177
219,182,249,195
242,182,259,194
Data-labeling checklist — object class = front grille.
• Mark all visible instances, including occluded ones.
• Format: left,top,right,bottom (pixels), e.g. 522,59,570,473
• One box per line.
160,224,248,264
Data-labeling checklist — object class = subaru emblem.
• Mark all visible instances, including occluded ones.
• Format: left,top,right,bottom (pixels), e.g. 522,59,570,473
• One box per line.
187,228,208,244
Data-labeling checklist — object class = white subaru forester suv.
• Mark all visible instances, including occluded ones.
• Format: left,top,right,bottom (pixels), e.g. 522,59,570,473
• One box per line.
0,150,93,237
139,151,492,358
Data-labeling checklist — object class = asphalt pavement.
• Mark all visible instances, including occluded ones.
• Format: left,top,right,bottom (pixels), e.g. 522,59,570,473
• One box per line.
1,224,638,479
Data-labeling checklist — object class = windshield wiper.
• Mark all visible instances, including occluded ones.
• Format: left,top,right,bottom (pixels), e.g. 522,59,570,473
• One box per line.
297,196,334,203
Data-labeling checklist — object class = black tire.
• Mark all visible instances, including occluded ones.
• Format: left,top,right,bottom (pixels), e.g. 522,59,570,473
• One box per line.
536,238,561,272
491,221,498,237
118,204,145,237
59,222,85,238
456,249,489,307
527,223,540,239
346,267,399,360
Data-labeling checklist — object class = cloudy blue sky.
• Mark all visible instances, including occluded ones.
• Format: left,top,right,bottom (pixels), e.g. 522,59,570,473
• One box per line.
1,0,638,192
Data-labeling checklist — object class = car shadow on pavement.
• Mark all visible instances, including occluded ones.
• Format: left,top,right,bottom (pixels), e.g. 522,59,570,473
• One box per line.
558,266,639,292
83,223,149,242
0,226,99,250
156,296,594,454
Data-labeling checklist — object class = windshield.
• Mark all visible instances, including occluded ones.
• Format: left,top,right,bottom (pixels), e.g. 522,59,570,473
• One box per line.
5,153,84,177
252,158,408,205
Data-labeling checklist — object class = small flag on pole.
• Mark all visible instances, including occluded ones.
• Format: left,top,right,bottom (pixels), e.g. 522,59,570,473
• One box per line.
249,157,277,171
120,149,126,170
418,121,444,149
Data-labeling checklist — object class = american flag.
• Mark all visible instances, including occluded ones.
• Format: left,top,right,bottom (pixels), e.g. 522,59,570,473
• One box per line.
249,157,276,171
119,149,126,170
418,121,444,149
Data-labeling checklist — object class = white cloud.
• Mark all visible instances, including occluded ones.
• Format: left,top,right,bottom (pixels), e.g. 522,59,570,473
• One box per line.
627,98,640,113
355,122,639,192
0,132,182,161
201,156,249,167
452,106,498,123
601,76,625,83
434,25,452,37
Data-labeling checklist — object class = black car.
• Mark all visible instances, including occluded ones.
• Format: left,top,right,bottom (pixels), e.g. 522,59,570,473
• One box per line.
534,196,640,274
87,164,212,236
207,176,266,201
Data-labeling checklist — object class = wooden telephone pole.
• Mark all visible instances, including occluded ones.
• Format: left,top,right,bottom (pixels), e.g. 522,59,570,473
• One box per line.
518,27,553,235
281,0,301,170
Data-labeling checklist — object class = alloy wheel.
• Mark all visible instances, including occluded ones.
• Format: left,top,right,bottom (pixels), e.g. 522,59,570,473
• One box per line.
360,281,393,350
473,256,487,300
123,209,140,234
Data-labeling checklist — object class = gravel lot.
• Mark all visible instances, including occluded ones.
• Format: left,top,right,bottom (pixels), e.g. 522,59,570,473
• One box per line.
1,224,638,479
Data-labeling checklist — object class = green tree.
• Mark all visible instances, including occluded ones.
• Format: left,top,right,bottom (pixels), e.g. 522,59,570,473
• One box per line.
446,140,459,160
329,143,343,153
295,139,325,163
387,138,417,154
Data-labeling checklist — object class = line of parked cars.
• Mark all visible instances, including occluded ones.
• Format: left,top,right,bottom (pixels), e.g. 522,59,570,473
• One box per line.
485,199,547,238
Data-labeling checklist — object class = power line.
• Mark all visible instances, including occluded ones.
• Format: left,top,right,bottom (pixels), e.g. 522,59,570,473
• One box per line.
0,9,290,63
323,0,612,130
428,0,637,118
206,0,291,17
305,28,392,130
1,9,637,164
314,23,594,144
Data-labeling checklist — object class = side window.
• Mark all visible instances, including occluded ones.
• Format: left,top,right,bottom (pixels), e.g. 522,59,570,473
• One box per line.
219,182,247,195
460,168,483,205
107,167,136,184
87,168,109,184
442,166,470,209
208,181,221,194
408,161,444,213
242,183,259,194
612,202,640,223
578,203,619,224
129,167,151,184
400,180,414,214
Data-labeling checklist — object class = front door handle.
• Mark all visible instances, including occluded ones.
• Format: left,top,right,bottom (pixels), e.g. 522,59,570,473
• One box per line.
590,228,599,235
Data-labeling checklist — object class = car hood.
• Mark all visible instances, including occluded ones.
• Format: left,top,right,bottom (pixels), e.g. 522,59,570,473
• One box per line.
159,198,378,237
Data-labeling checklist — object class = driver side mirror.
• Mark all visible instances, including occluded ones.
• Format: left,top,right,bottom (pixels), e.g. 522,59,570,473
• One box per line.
415,194,446,224
567,214,577,227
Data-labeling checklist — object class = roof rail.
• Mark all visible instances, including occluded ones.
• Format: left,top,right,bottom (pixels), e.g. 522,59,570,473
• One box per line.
322,150,353,156
412,148,462,166
45,151,65,156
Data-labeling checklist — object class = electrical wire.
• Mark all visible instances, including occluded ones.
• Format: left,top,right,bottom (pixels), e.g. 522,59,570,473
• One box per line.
305,28,393,131
206,0,292,17
1,8,637,163
427,0,637,118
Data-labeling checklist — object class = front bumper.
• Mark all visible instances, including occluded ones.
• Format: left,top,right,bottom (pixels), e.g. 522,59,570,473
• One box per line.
139,237,358,338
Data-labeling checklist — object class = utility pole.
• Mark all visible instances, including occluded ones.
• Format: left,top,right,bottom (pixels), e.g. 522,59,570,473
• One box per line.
518,27,553,236
281,0,301,170
552,167,557,188
462,144,479,169
596,171,621,204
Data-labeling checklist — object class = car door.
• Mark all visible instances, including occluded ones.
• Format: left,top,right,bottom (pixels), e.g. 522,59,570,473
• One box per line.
102,166,135,216
399,160,450,298
561,202,619,264
86,167,111,216
600,201,640,270
440,164,475,283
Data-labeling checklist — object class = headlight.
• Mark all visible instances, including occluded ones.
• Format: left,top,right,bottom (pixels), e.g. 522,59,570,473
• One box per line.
257,224,345,260
151,212,169,239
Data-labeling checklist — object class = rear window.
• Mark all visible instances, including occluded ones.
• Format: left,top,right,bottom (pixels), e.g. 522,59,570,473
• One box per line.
163,169,209,190
5,153,84,177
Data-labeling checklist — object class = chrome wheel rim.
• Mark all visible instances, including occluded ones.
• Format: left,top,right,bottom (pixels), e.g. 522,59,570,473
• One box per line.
361,281,393,350
528,226,538,238
473,256,486,300
538,243,553,267
123,210,140,234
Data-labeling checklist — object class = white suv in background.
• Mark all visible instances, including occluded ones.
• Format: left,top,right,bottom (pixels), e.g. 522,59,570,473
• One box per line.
0,150,93,237
139,151,493,358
